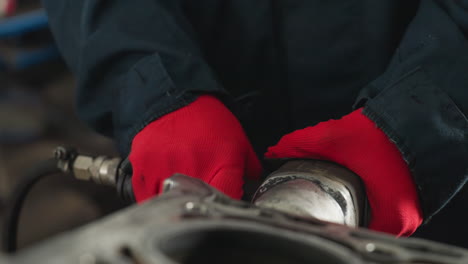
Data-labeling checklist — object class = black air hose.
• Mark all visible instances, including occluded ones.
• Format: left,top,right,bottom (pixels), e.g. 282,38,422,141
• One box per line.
1,159,60,253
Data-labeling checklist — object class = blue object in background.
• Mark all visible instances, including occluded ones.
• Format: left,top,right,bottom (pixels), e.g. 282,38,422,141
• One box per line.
0,8,60,71
0,8,55,143
0,9,48,38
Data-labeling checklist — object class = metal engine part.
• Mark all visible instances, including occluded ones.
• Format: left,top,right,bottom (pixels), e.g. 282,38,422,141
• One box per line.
2,174,468,264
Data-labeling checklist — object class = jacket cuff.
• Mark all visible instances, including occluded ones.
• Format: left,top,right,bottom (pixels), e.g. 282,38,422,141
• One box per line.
113,53,230,155
360,69,468,222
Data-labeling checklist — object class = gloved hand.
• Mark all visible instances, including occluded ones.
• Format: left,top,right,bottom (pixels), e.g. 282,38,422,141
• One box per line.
265,108,423,236
130,95,262,202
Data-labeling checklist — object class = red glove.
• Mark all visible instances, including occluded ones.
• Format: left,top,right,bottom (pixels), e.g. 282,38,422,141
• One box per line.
265,108,423,236
130,95,262,202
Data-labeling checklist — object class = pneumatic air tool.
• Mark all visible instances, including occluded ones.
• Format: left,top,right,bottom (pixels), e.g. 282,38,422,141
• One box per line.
53,146,368,227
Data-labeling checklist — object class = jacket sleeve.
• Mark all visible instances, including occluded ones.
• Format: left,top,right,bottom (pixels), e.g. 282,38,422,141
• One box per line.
355,0,468,222
41,0,227,155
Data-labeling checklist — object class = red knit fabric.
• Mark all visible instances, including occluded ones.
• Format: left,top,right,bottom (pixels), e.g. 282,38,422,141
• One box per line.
265,108,423,236
130,95,262,202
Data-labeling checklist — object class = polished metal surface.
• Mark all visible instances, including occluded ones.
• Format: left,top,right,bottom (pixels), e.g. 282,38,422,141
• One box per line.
72,155,94,181
95,157,120,186
254,178,349,224
253,160,367,227
3,174,468,264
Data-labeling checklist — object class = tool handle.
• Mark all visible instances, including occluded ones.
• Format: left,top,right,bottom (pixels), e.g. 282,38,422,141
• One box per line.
252,160,368,227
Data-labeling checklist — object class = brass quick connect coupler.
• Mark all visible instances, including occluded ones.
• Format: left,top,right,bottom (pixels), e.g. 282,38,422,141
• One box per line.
54,146,121,187
53,146,135,202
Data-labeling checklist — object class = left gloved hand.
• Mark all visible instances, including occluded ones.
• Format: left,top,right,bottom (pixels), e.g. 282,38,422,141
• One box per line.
129,95,262,202
265,108,423,236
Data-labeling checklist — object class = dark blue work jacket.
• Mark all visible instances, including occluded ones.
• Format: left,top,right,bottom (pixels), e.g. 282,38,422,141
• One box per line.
42,0,468,226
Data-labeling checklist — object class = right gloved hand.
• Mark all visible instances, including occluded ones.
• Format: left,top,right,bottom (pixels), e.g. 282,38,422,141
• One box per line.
265,108,423,236
129,95,262,202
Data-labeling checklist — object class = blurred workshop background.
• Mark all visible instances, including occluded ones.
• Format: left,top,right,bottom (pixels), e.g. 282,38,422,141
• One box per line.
0,0,126,252
0,0,466,254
